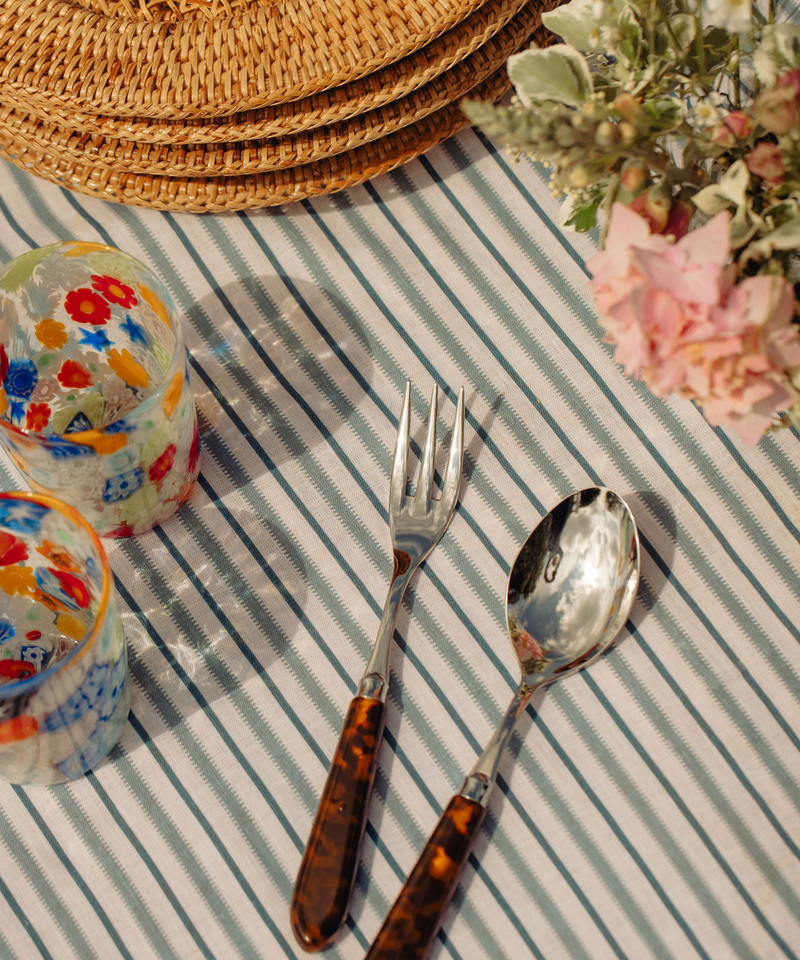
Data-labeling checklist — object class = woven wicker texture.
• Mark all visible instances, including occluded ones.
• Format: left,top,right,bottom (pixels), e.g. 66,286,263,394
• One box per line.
0,7,542,177
0,0,542,143
0,0,498,118
0,71,507,211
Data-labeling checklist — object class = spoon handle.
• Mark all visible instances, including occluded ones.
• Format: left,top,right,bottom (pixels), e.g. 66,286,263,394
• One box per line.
364,795,486,960
291,695,386,952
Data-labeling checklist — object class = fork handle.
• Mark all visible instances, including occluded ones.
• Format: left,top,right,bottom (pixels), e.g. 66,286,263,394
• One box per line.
291,695,386,952
364,795,486,960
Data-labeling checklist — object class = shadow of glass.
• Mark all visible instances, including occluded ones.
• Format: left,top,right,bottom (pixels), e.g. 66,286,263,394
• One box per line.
107,504,309,750
184,274,374,479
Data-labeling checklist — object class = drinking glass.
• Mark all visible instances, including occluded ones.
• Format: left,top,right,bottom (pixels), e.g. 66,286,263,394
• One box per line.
0,241,200,537
0,491,130,785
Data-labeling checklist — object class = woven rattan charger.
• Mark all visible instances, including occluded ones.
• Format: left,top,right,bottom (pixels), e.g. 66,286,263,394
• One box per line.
1,0,495,118
0,70,508,211
0,0,532,142
0,3,542,177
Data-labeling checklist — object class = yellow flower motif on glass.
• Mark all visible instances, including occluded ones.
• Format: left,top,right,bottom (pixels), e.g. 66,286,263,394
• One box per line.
138,284,171,326
0,388,6,417
35,318,68,350
69,428,128,455
0,565,37,596
56,613,88,642
62,242,114,258
161,372,183,418
107,348,149,390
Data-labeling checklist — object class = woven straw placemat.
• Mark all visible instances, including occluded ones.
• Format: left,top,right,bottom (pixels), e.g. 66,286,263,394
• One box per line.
0,0,495,119
0,0,543,143
0,5,543,177
0,70,508,211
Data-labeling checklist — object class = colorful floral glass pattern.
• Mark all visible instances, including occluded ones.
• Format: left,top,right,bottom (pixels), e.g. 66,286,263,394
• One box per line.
0,242,201,536
0,492,129,785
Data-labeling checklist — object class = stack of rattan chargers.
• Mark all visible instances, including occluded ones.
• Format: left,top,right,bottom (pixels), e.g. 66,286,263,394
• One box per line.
0,0,559,211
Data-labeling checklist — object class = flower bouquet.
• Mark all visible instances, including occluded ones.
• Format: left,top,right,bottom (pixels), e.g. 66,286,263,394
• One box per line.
464,0,800,443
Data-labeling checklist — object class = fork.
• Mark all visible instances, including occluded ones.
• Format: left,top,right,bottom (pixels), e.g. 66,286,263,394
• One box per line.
290,380,465,952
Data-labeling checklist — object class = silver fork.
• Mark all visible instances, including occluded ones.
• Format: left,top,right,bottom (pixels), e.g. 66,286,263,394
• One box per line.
290,380,465,953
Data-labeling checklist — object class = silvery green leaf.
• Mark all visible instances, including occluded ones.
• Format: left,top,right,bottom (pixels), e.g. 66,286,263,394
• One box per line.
692,160,750,214
542,0,617,51
773,22,800,66
730,207,759,248
754,23,800,85
669,14,697,47
742,215,800,261
508,44,594,108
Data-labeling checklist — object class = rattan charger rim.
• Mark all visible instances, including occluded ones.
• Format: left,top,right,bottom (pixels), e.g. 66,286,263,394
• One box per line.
0,70,509,211
0,0,497,118
0,0,544,143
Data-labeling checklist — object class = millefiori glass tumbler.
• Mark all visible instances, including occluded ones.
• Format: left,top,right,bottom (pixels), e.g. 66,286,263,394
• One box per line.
0,241,200,537
0,491,130,785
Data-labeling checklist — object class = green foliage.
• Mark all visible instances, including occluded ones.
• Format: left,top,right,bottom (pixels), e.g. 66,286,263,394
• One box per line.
463,0,800,285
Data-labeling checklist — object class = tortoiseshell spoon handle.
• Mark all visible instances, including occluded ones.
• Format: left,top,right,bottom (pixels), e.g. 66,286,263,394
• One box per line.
364,795,486,960
291,696,386,952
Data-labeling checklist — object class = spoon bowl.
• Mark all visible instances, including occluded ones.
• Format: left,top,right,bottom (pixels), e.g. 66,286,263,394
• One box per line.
365,487,640,960
508,486,640,693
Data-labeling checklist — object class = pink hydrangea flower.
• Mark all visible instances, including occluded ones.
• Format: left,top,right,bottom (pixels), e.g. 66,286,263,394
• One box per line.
587,203,800,443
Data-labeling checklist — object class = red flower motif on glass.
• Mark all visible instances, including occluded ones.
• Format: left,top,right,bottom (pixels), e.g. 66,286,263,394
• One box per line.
106,523,135,539
149,443,176,482
187,423,200,475
51,570,91,609
0,531,28,566
91,275,138,308
57,360,94,389
25,402,51,432
64,289,110,325
0,344,8,384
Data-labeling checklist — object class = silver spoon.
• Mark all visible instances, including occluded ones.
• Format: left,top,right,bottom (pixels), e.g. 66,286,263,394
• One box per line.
364,487,640,960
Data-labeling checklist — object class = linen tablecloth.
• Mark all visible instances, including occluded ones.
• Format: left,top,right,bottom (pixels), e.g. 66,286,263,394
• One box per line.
0,116,798,960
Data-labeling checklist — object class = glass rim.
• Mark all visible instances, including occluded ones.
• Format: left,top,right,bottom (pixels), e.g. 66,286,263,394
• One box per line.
0,490,113,696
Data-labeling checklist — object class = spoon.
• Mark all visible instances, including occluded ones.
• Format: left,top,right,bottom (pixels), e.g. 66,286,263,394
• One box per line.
364,487,640,960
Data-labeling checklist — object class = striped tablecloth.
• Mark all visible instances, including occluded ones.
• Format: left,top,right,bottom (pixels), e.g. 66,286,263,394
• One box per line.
0,120,798,960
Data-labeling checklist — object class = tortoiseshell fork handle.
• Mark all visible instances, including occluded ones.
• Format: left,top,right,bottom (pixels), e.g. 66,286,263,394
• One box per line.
291,696,386,952
364,795,486,960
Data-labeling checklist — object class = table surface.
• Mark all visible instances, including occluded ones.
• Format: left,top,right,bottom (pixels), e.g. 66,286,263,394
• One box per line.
0,112,798,960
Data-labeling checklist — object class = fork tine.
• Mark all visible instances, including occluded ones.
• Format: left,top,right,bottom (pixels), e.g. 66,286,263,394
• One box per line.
389,381,412,515
436,386,465,520
415,383,438,511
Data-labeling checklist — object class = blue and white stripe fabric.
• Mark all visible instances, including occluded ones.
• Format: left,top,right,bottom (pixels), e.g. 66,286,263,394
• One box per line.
0,108,798,960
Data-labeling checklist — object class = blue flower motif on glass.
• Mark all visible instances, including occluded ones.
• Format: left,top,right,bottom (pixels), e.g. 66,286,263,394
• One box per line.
8,399,25,426
0,499,48,534
45,438,96,459
21,645,46,671
0,619,15,645
104,418,134,435
34,567,82,612
4,359,38,400
120,314,147,345
103,467,144,502
42,662,110,732
63,412,93,434
97,657,126,722
84,555,102,589
78,327,113,351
